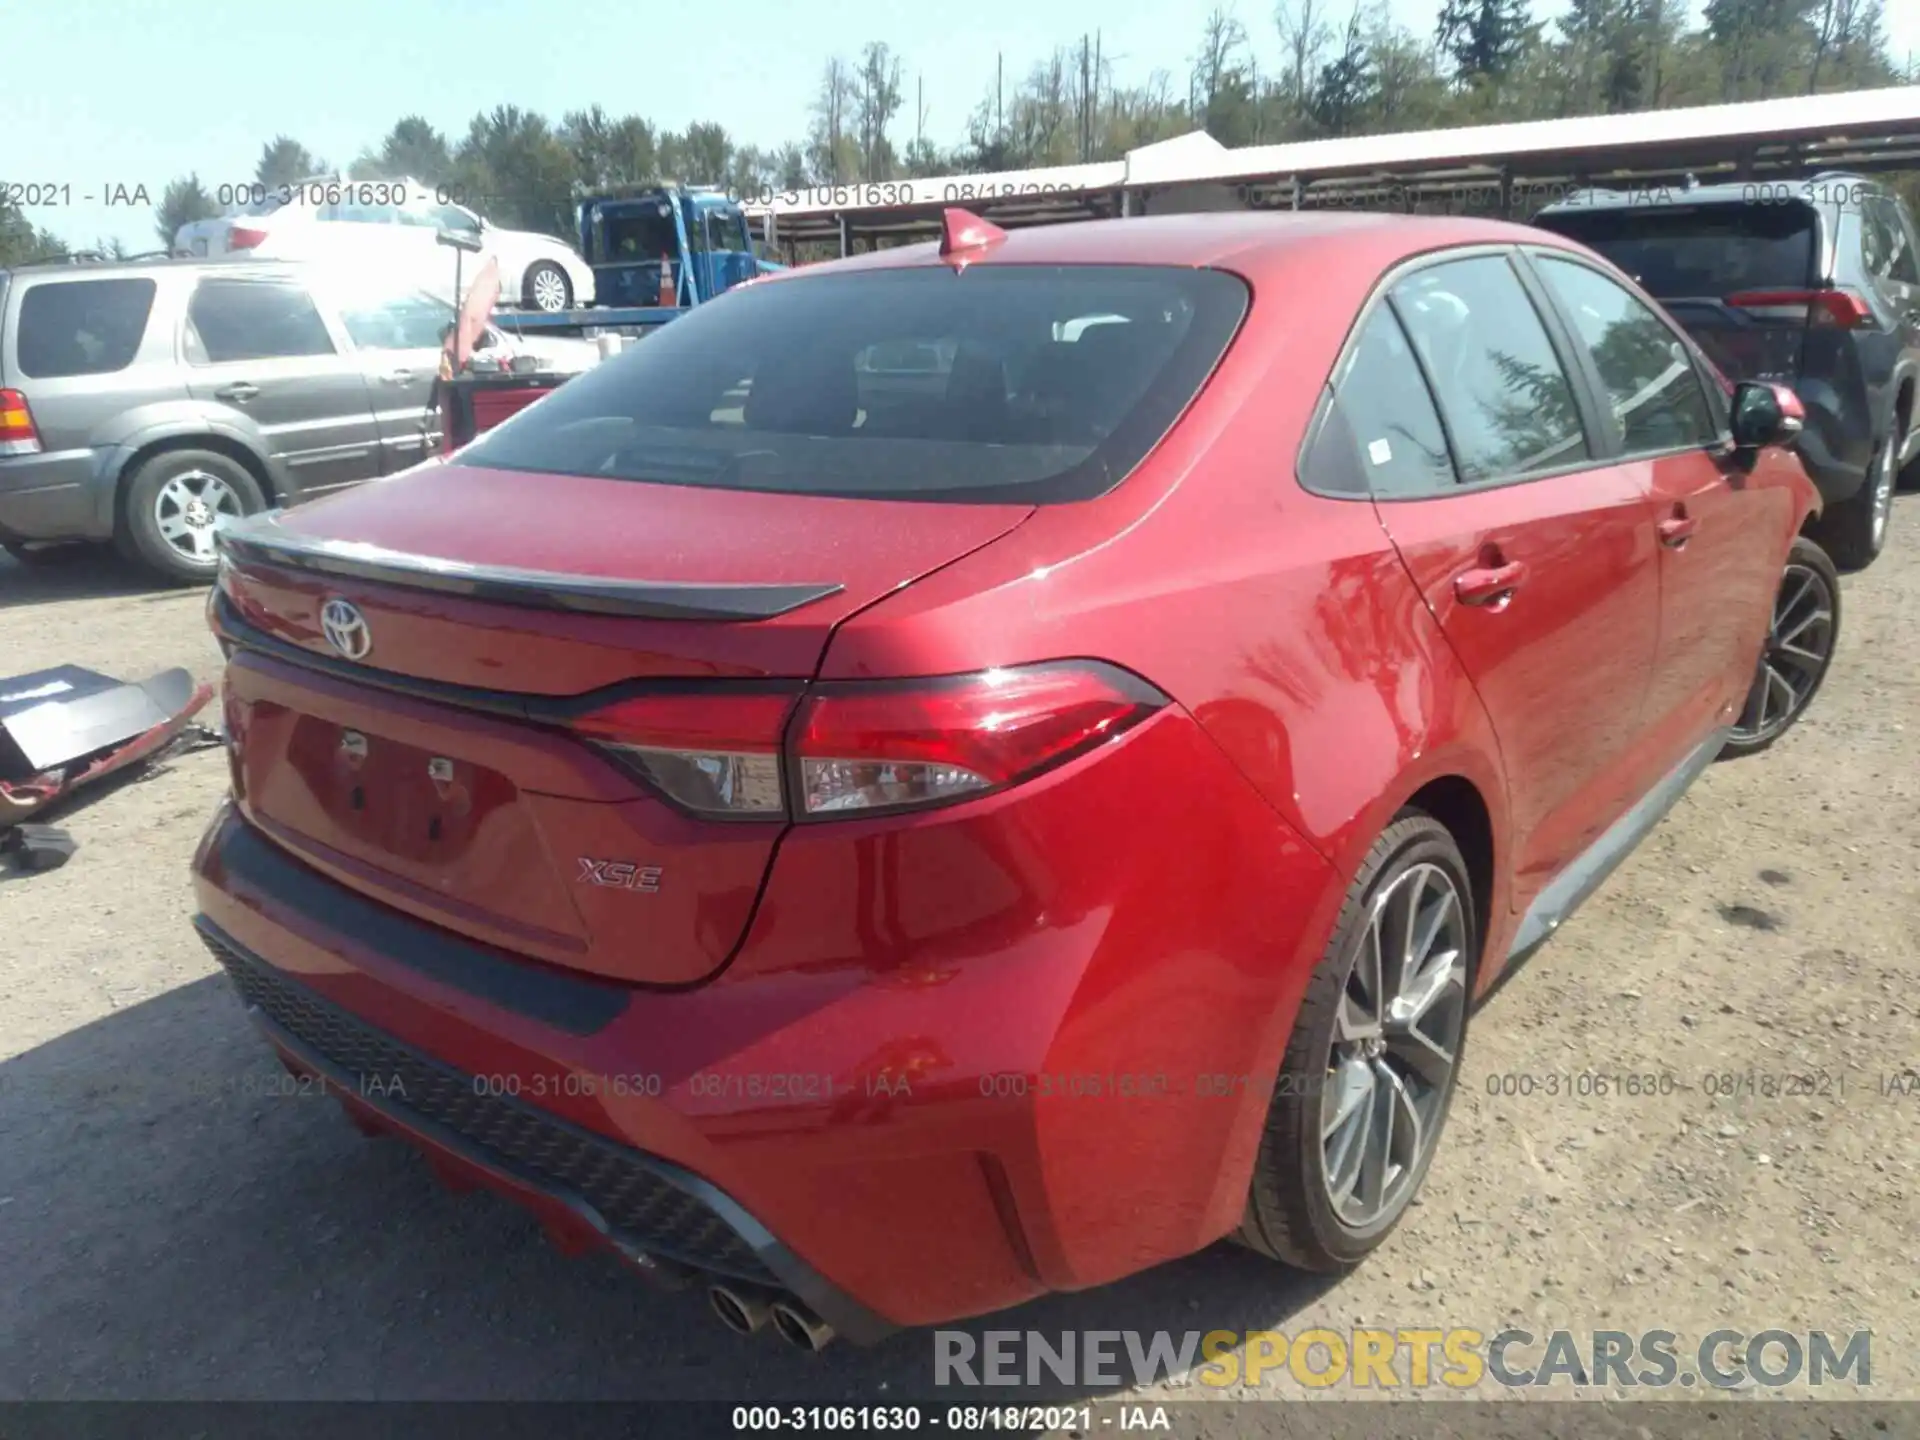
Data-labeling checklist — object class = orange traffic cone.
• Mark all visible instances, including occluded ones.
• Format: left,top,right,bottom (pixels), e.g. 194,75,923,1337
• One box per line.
659,254,677,309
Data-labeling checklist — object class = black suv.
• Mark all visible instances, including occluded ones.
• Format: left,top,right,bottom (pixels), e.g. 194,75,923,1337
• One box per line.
1534,173,1920,569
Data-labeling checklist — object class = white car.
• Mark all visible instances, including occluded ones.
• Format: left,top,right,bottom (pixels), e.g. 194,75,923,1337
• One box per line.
173,212,238,258
178,178,596,312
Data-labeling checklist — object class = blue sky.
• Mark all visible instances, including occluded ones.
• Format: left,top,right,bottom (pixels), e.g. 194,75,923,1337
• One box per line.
10,0,1918,252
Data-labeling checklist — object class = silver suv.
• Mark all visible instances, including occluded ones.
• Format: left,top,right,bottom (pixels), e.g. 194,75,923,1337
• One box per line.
0,257,583,582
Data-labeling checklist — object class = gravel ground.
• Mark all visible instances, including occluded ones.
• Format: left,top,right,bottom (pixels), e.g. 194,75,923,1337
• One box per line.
0,501,1915,1430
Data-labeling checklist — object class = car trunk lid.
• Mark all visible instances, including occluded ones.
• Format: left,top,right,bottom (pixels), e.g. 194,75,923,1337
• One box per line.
214,461,1033,985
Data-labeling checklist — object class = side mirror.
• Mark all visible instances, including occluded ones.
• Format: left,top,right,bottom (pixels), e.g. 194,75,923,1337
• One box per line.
1731,381,1805,451
436,226,484,254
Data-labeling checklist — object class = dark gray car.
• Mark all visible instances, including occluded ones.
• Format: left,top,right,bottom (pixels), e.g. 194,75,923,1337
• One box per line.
0,258,459,582
1534,172,1920,569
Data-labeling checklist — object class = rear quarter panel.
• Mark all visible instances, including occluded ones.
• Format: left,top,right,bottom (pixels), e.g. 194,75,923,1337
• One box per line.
819,230,1520,972
809,234,1521,1265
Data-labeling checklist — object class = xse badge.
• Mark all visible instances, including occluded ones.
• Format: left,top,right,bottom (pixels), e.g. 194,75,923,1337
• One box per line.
577,858,663,892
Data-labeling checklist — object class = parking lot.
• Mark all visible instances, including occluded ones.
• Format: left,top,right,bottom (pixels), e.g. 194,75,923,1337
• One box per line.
1,500,1916,1413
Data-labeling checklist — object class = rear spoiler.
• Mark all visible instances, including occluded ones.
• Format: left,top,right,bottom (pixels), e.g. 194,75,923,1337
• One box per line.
216,511,843,621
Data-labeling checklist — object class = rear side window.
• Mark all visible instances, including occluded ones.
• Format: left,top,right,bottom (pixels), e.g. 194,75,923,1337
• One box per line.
1302,305,1457,497
1534,257,1717,454
1865,199,1918,284
337,290,451,350
1391,256,1590,483
460,266,1250,504
1536,203,1817,297
16,278,156,379
187,279,335,363
322,200,402,225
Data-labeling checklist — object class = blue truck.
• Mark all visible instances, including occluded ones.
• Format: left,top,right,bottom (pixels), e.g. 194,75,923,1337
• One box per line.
493,185,777,337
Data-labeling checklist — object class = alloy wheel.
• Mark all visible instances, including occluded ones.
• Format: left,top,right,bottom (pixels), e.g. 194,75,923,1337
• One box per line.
1730,560,1835,746
1322,861,1468,1229
154,470,242,563
531,267,569,312
1869,438,1894,552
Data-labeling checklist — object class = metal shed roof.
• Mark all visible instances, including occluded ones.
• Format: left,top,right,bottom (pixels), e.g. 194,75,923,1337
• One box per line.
748,85,1920,248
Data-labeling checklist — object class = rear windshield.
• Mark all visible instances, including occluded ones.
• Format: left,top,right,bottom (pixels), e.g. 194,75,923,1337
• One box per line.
1535,203,1818,297
460,265,1250,504
16,277,157,379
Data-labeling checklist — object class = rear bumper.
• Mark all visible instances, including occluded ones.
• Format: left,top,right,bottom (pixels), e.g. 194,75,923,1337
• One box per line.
189,708,1340,1330
195,915,894,1342
0,449,110,543
1792,425,1869,503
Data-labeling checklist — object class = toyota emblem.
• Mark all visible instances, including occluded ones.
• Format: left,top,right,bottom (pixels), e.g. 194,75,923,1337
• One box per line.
319,598,372,661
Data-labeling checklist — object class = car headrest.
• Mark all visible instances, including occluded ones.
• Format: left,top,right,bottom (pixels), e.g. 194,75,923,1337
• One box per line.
942,346,1009,434
744,346,858,434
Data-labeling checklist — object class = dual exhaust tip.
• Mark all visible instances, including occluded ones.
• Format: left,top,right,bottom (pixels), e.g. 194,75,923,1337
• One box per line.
709,1282,835,1353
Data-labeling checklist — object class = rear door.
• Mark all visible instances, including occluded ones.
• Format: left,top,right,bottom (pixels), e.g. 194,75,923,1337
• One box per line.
1527,249,1771,756
1861,195,1920,453
183,274,381,500
1358,250,1664,895
326,283,451,470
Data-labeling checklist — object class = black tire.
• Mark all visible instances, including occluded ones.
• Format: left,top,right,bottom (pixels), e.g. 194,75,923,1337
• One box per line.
1237,811,1477,1272
524,261,572,313
1812,434,1895,571
116,448,266,585
1719,535,1840,761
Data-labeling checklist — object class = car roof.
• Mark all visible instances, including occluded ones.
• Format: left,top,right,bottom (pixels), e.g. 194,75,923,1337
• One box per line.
7,255,315,283
772,210,1589,286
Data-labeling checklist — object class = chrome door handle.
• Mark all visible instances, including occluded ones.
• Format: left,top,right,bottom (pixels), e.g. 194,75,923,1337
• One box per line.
214,382,259,402
1658,514,1698,548
1454,560,1527,608
380,368,414,384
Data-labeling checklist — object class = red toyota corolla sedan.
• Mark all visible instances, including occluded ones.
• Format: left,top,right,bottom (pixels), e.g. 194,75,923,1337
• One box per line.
191,208,1838,1351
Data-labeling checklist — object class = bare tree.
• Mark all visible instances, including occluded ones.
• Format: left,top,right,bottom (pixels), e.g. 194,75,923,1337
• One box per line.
1193,8,1252,115
853,42,905,180
1277,0,1334,108
809,57,858,183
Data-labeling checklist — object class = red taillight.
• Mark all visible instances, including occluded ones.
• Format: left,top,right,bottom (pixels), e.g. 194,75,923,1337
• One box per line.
0,388,41,456
573,688,799,819
228,225,269,250
221,681,248,804
792,661,1168,818
1727,288,1872,329
569,662,1168,821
